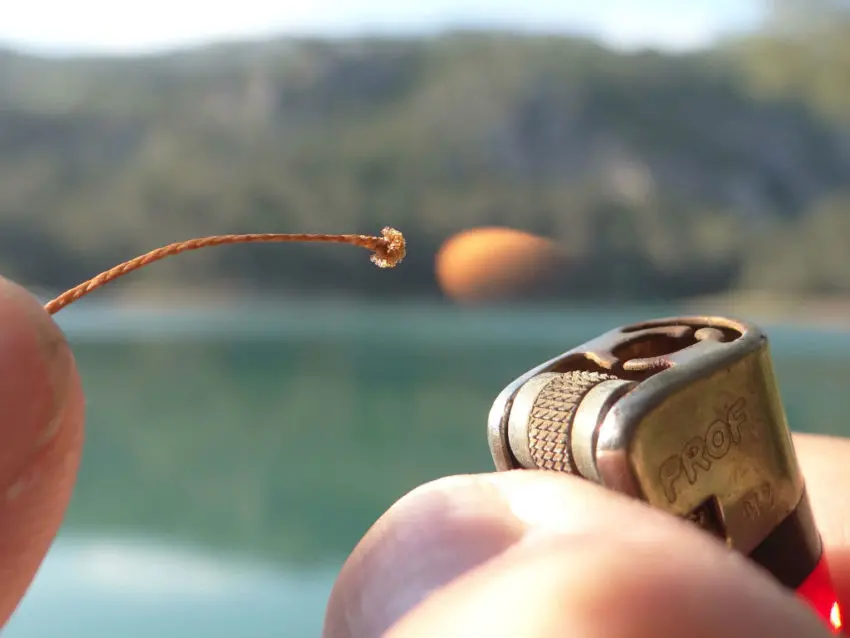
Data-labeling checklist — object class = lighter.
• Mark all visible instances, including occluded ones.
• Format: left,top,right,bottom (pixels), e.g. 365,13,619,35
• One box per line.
487,316,843,633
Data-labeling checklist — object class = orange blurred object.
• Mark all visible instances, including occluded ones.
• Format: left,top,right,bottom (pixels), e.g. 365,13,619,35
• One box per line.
435,227,567,304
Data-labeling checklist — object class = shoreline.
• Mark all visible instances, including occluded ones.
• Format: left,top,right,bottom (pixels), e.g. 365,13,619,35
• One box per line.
681,291,850,330
33,283,850,330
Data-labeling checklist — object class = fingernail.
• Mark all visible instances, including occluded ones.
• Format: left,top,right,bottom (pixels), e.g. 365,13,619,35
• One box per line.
483,470,693,544
36,337,74,450
329,476,524,637
487,472,584,529
27,291,75,450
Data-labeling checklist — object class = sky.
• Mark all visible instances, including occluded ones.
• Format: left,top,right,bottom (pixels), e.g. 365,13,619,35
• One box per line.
1,0,764,56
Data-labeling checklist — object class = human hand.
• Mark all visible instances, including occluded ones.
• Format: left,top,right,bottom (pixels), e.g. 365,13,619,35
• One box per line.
0,277,85,626
324,435,850,637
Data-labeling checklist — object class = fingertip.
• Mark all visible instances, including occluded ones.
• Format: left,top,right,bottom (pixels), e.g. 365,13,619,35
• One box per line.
324,471,707,638
326,470,835,638
0,277,85,624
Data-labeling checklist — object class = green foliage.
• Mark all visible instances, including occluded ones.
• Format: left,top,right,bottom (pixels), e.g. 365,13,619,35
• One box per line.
739,193,850,293
1,32,850,301
734,0,850,122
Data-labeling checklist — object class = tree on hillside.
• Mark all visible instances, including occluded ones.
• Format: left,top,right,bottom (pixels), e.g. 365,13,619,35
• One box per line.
739,0,850,121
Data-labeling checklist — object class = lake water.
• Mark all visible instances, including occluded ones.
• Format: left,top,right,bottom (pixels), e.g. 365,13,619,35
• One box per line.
5,299,850,637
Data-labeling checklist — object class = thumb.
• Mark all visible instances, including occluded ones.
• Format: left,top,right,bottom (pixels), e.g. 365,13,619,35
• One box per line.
325,472,832,638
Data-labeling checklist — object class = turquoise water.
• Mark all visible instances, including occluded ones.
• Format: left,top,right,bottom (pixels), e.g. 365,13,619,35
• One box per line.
6,300,850,637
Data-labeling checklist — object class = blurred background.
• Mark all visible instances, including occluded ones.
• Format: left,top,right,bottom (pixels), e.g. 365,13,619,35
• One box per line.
3,0,850,635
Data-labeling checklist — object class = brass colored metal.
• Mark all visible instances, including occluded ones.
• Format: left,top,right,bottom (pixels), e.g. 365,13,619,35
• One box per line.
488,316,805,556
618,344,801,554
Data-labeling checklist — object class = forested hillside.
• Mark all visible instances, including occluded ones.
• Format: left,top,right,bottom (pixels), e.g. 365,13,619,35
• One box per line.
1,19,849,301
